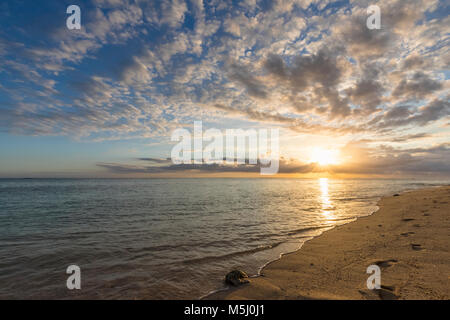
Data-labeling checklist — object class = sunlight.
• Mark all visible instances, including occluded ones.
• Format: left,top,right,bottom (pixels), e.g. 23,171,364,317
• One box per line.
319,178,335,221
310,148,340,166
319,178,330,206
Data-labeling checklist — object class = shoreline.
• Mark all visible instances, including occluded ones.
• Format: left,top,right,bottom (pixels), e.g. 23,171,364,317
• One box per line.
206,186,450,300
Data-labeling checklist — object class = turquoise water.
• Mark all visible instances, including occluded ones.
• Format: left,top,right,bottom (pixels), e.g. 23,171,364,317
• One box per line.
0,178,444,299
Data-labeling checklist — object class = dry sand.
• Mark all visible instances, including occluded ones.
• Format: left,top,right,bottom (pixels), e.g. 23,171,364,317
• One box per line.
208,186,450,300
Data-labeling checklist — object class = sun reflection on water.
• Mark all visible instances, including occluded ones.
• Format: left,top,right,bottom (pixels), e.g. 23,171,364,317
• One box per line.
319,178,335,221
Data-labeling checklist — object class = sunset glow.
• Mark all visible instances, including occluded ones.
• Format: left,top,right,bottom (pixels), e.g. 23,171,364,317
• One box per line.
310,148,340,166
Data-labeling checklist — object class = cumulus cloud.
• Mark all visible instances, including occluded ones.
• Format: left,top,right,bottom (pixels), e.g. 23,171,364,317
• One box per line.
2,0,448,139
374,98,450,129
228,62,268,98
392,72,443,99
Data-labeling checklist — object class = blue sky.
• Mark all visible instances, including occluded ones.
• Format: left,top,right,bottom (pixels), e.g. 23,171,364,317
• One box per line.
0,0,449,177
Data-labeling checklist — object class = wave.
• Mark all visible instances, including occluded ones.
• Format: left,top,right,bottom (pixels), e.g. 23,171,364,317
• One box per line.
180,241,286,265
286,225,328,236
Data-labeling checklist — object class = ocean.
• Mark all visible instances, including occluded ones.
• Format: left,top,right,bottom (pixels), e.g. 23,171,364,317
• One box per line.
0,178,444,299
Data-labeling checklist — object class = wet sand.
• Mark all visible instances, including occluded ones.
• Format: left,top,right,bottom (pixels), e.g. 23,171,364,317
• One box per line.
208,186,450,300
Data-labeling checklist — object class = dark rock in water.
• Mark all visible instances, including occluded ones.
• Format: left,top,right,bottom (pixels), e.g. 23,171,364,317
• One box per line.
225,270,249,286
393,194,400,197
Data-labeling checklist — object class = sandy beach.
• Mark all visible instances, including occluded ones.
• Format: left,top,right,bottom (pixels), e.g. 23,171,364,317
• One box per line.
208,186,450,300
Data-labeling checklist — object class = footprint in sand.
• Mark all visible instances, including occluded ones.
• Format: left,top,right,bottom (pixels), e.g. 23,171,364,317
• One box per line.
359,283,400,300
411,243,424,251
377,285,399,300
400,232,415,237
374,259,398,269
402,218,415,222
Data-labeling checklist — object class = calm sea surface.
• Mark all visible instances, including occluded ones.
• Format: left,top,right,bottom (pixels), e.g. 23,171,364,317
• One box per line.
0,178,444,299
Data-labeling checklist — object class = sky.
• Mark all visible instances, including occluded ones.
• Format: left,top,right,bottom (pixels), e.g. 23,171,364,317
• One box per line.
0,0,449,178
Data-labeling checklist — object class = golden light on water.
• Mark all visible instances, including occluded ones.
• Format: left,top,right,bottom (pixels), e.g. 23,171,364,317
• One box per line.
319,178,335,221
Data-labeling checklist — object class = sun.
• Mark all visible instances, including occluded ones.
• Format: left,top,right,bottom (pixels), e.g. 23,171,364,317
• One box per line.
310,148,340,166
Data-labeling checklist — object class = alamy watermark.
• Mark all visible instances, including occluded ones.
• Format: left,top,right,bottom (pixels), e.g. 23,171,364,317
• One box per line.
171,121,279,175
366,264,381,289
66,5,81,30
366,5,381,30
66,265,81,290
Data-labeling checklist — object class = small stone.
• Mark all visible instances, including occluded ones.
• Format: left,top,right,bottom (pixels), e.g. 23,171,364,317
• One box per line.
225,270,249,286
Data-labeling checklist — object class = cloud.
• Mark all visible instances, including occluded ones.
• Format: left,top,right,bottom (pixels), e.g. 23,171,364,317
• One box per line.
97,158,320,174
375,98,450,129
0,0,448,159
137,158,172,164
263,48,353,118
392,72,443,99
228,62,268,99
97,142,450,176
265,48,344,89
390,133,433,143
117,56,154,85
328,141,450,175
153,0,188,28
